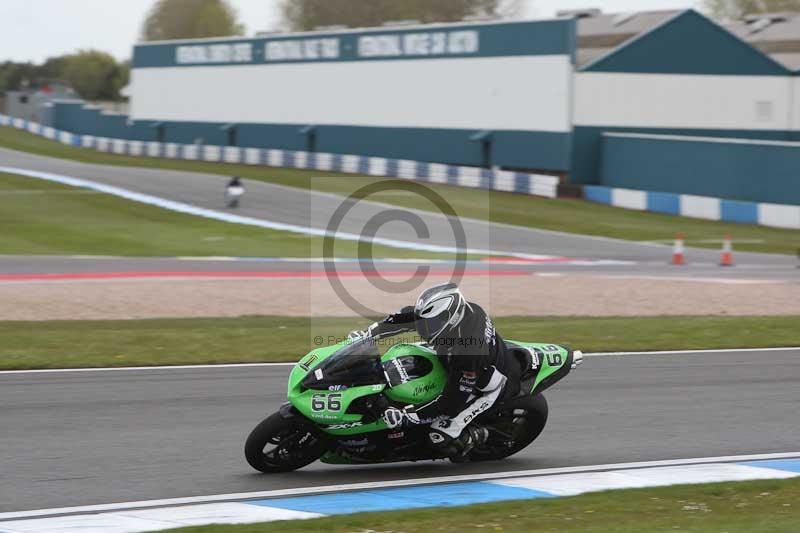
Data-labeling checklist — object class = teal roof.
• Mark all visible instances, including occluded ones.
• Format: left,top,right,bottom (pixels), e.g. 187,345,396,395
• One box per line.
582,10,790,76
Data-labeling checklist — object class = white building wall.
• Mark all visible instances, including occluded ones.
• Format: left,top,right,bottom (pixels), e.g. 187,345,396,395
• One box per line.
790,77,800,132
131,55,572,132
574,72,793,131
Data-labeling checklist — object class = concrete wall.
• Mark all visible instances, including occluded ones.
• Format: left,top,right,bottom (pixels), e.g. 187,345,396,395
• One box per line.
599,133,800,205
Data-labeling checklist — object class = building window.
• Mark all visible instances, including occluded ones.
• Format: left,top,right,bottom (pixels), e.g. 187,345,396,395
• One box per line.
755,100,773,122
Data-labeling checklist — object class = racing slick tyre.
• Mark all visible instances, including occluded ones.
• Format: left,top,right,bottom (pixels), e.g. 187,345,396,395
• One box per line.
245,412,326,473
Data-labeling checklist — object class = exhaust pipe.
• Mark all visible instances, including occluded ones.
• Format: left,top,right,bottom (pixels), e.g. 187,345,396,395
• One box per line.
571,350,583,369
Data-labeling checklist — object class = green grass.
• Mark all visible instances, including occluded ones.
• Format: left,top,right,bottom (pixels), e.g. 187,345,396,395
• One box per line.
165,477,800,532
0,172,442,258
2,315,798,370
2,125,799,254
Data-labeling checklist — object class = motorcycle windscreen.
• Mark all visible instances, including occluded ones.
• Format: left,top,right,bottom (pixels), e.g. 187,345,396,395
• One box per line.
301,338,383,390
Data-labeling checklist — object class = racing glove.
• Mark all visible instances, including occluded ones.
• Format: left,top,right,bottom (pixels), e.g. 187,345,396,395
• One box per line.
349,307,417,342
347,322,380,340
382,406,420,428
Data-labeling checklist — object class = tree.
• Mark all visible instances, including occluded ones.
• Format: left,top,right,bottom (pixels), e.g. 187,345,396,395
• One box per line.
62,50,124,101
141,0,244,41
0,53,128,101
279,0,523,32
703,0,800,20
0,62,37,94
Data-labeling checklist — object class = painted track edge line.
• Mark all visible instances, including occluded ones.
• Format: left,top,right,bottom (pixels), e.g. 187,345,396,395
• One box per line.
0,166,584,261
585,346,800,357
0,362,297,374
2,346,798,374
2,452,800,521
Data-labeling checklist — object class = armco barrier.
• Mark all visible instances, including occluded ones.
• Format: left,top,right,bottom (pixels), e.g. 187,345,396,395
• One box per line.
0,113,559,199
584,184,800,230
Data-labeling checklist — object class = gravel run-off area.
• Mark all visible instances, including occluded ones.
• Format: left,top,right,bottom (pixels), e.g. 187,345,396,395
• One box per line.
2,273,799,320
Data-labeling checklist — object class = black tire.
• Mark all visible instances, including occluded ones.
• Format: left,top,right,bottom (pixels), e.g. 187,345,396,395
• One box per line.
467,393,549,462
244,413,326,473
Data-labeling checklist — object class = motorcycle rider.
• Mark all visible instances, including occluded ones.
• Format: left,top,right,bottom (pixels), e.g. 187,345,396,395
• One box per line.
348,283,521,458
225,176,244,208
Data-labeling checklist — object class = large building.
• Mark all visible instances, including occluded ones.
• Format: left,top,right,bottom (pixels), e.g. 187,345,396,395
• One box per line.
38,9,800,205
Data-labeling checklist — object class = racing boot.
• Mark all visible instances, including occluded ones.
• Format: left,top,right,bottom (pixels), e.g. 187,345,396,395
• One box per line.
428,425,488,462
449,425,489,462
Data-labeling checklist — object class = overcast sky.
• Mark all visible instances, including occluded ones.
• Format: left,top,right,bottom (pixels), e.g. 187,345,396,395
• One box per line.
1,0,701,63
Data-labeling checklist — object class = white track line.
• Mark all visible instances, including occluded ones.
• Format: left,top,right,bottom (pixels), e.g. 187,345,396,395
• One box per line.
1,346,797,375
0,166,571,260
0,362,296,374
585,346,800,357
2,451,798,521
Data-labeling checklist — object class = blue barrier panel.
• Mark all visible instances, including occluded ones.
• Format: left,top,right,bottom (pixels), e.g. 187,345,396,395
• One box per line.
357,156,369,175
583,185,612,204
720,199,759,224
647,191,680,215
446,165,460,185
417,161,430,181
385,159,399,177
480,168,493,189
513,172,530,193
332,153,343,172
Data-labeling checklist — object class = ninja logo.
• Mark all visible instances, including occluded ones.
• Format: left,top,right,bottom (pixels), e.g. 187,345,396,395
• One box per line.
413,382,436,396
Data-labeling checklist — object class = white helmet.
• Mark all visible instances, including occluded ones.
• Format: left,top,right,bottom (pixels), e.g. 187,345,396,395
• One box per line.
414,283,467,343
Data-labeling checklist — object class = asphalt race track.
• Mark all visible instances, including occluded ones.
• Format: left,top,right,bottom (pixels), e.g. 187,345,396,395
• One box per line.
0,255,798,283
1,146,796,268
2,349,798,513
1,147,798,516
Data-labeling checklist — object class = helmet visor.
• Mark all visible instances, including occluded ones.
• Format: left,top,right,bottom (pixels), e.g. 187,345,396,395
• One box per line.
414,312,449,343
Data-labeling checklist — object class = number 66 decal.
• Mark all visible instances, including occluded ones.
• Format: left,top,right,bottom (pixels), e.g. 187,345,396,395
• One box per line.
311,393,342,412
543,346,563,366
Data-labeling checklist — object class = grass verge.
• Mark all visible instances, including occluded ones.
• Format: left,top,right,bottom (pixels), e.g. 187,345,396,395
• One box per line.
0,172,441,258
165,477,800,532
2,126,799,254
2,315,798,370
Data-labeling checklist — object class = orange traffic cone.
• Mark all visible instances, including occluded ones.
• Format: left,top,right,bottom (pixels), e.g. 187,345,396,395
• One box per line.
672,233,686,265
720,235,734,266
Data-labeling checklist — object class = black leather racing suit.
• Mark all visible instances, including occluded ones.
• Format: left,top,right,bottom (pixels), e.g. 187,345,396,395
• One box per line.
367,302,521,437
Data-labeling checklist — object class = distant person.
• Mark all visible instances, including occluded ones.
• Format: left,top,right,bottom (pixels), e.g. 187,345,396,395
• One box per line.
225,176,244,208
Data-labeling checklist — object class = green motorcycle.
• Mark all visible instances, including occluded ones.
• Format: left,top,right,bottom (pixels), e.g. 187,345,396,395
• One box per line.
245,337,583,472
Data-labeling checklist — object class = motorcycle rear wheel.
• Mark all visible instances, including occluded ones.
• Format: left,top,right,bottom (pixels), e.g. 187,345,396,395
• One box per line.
467,393,548,462
245,413,326,473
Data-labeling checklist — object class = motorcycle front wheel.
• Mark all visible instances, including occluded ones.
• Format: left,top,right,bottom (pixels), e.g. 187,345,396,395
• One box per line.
245,412,326,473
